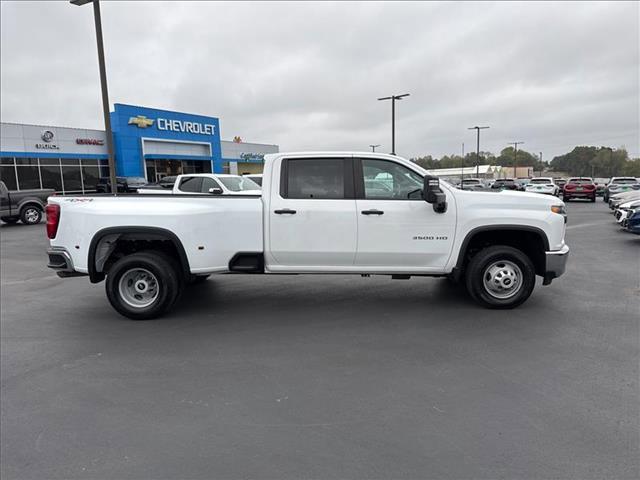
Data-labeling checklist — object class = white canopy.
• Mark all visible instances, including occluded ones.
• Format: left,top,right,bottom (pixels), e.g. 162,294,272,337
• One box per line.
425,165,502,177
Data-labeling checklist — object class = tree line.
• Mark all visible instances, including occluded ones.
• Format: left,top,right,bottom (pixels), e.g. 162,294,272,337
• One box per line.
411,146,640,177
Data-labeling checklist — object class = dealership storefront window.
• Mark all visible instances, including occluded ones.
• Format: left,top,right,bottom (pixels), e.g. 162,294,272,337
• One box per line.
144,159,211,182
0,156,109,193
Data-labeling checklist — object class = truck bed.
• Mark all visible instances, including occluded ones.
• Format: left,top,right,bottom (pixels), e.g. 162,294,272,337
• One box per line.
48,194,263,274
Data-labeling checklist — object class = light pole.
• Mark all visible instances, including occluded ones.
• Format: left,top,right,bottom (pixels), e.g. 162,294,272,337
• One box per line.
377,93,409,155
369,144,380,152
508,141,524,178
460,142,465,189
468,126,489,178
71,0,117,194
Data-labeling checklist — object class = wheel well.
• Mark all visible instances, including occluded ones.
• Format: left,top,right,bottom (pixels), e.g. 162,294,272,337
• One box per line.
88,228,190,283
457,228,548,277
19,201,44,213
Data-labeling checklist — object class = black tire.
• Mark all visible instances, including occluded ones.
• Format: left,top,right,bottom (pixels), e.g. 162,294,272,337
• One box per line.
105,251,181,320
590,196,596,203
603,194,608,202
465,245,536,309
1,217,19,224
20,205,42,225
189,274,210,284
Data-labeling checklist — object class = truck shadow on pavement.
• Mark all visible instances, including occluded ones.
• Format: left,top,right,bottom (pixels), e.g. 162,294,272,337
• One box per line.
156,275,544,331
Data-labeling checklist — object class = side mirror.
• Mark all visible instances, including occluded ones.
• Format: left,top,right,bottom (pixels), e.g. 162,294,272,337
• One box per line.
208,187,224,195
423,175,447,213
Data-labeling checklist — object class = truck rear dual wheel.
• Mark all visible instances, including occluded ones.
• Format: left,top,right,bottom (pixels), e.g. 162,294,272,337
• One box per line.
465,245,536,309
106,251,182,320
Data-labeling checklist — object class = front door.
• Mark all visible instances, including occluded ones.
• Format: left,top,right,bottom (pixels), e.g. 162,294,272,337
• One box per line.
268,157,357,270
354,158,455,271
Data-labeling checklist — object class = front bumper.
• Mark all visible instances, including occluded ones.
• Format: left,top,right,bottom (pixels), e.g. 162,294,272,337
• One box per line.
47,247,87,278
543,244,570,285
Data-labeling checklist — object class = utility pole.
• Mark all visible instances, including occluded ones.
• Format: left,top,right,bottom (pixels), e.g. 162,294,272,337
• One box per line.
369,144,380,152
468,126,489,178
377,93,410,155
508,141,524,178
539,152,543,177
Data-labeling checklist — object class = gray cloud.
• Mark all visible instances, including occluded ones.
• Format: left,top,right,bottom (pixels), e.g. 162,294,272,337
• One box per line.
1,1,638,159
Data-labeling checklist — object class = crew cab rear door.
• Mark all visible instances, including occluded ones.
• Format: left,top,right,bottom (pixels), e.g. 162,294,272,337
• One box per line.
0,181,11,216
354,157,455,270
267,156,357,269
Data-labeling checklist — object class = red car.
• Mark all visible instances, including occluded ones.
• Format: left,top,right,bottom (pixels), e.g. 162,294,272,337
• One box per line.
563,177,596,202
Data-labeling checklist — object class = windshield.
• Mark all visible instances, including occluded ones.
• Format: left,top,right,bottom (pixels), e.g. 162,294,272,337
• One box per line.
218,176,261,191
568,179,593,185
612,179,637,185
128,177,147,183
530,178,552,184
462,179,481,184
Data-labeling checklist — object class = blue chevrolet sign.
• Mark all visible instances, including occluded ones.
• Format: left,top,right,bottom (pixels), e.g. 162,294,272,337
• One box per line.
111,103,223,176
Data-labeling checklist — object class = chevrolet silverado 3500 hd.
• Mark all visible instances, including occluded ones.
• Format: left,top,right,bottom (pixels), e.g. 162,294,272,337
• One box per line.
46,152,569,319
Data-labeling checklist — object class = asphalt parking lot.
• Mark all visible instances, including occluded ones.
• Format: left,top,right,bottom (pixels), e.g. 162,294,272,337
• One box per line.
1,201,638,479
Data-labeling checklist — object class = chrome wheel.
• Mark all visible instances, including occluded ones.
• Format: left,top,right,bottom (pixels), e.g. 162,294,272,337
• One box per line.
118,268,159,309
482,260,523,300
24,208,40,224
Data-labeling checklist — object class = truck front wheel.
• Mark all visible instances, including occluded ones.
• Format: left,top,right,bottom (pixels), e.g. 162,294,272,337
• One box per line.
465,245,536,309
105,252,181,320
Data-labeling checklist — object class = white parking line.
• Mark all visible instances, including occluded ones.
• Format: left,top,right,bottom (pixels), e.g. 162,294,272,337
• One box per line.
567,221,615,229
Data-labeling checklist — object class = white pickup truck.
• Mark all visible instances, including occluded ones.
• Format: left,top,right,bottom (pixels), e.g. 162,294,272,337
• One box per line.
45,152,569,320
138,174,262,196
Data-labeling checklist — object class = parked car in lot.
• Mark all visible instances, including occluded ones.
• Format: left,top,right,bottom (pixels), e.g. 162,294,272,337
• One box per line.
515,178,530,191
554,178,567,191
525,177,559,196
593,178,609,196
609,190,640,210
625,210,640,234
46,152,569,320
459,178,486,191
0,181,54,225
490,178,520,191
562,177,596,202
139,174,262,195
96,176,148,193
614,199,640,224
137,175,177,191
603,177,640,202
242,174,263,187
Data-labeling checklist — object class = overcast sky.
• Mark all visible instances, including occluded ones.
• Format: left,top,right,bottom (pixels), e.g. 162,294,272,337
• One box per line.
1,1,638,159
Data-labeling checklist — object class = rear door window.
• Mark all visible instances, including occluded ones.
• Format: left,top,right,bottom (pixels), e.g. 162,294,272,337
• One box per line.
201,177,221,193
282,158,349,199
179,176,203,193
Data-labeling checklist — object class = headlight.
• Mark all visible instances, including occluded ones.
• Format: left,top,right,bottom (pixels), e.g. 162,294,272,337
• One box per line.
551,205,566,215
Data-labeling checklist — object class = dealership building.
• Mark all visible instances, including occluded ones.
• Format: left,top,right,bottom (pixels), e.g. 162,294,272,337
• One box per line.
0,104,278,193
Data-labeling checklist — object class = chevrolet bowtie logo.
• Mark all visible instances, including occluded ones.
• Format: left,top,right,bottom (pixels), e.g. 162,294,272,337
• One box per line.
128,115,154,128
